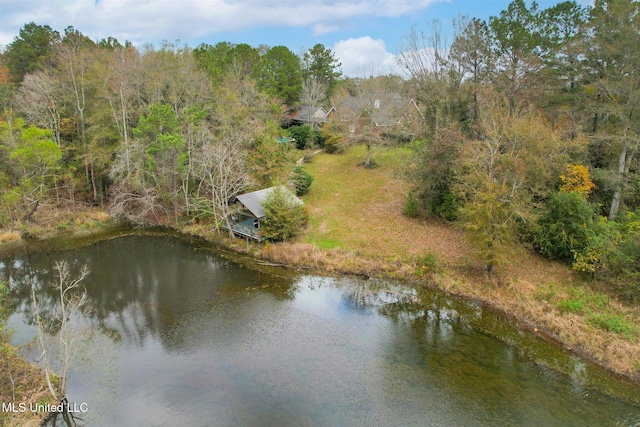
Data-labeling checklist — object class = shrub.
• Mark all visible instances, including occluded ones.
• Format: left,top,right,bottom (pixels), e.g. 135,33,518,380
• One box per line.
433,188,460,222
532,191,596,262
312,129,325,148
287,125,325,150
572,212,640,302
260,187,308,242
302,149,315,163
415,252,440,276
324,133,345,154
290,166,314,196
288,125,312,150
601,230,640,302
322,122,346,154
571,217,614,276
403,193,420,217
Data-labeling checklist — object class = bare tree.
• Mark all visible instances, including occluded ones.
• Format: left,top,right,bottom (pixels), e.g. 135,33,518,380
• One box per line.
338,76,404,167
298,78,327,148
108,136,171,225
31,261,90,400
14,71,64,146
193,140,253,238
300,78,327,114
398,21,449,137
58,29,96,200
95,45,141,179
214,71,275,141
138,42,213,116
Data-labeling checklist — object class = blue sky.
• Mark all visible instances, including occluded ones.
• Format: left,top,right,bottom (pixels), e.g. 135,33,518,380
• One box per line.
0,0,593,77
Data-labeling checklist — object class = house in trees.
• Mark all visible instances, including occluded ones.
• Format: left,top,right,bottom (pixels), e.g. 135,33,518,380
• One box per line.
284,106,336,127
337,93,423,138
225,186,302,242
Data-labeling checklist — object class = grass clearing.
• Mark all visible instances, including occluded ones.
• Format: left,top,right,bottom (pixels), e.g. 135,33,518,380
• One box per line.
301,145,471,262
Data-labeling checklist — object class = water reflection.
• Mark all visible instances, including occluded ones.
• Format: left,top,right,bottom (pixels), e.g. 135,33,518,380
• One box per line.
2,236,640,426
2,236,298,352
338,280,640,426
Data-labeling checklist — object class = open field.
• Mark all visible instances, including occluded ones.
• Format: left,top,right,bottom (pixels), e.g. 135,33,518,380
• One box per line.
301,145,473,264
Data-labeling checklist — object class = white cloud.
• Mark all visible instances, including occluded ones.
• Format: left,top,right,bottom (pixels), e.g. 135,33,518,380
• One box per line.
0,0,441,47
312,23,342,36
333,36,403,78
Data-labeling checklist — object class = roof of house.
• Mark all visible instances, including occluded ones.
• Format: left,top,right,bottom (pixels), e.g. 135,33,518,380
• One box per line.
338,94,422,127
287,106,335,124
236,186,302,218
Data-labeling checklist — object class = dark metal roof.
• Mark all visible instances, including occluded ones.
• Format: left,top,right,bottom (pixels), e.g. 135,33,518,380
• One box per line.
236,186,302,218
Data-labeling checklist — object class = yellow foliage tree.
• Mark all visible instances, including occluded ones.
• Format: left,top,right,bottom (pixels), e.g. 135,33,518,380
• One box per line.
559,164,595,199
453,88,586,275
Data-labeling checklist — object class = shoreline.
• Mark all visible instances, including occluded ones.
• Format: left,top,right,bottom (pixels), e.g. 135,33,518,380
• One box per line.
176,222,640,386
0,217,638,425
5,221,640,385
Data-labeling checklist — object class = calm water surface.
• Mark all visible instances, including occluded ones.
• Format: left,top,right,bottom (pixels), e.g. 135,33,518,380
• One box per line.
2,235,640,426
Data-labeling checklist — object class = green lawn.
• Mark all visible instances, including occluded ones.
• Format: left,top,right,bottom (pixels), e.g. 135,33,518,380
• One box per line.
300,144,424,258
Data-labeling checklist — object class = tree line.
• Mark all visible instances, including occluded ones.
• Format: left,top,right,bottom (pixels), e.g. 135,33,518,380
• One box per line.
0,24,341,235
402,0,639,301
0,0,638,301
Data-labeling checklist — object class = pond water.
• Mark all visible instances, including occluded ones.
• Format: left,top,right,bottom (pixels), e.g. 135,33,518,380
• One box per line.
2,234,640,426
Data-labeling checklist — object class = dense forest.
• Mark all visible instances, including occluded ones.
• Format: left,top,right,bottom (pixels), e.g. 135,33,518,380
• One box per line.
0,0,638,302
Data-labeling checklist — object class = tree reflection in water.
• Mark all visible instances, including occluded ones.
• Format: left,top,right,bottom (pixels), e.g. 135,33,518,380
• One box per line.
2,236,639,426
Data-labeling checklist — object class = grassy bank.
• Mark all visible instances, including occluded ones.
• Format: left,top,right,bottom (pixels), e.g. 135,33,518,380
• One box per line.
259,145,640,382
0,281,50,427
0,340,51,427
1,205,112,244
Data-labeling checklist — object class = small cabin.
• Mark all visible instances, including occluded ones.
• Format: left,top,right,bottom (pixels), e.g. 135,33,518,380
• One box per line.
226,186,302,242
